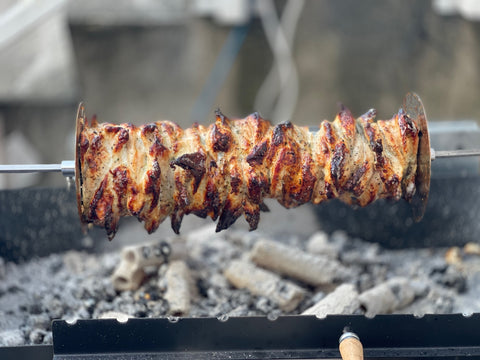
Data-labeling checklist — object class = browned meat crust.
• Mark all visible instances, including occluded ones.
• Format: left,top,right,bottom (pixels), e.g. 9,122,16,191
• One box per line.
76,105,419,239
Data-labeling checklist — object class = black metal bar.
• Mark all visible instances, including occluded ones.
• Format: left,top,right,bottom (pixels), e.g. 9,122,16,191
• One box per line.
51,314,480,359
0,345,53,360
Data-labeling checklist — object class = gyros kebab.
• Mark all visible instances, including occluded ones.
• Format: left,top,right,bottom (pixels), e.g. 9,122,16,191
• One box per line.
75,93,432,240
6,93,479,240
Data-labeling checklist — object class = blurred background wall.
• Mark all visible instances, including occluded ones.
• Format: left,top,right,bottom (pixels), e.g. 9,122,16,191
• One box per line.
1,0,480,188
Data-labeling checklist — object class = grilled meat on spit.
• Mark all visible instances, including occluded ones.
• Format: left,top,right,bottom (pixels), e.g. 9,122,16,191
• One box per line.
76,100,422,240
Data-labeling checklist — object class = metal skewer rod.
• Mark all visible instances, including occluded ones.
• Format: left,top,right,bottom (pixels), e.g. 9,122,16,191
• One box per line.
431,148,480,160
0,164,62,173
0,148,479,176
0,160,75,177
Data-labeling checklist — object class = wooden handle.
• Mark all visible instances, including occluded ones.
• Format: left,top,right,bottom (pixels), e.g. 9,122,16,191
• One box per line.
339,333,364,360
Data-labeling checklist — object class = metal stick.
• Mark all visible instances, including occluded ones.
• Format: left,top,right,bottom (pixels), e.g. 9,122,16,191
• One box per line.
0,148,479,176
0,161,75,177
431,148,480,160
0,164,62,173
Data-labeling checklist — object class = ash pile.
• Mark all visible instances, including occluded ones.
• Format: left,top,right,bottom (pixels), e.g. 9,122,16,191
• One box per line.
1,224,479,346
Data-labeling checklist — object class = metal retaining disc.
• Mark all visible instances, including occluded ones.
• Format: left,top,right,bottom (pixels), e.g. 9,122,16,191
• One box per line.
74,102,87,227
403,92,431,222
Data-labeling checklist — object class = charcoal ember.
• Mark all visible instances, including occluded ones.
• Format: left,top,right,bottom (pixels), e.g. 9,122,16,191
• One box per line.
23,298,43,315
445,247,462,266
212,300,236,316
40,295,65,320
0,311,6,326
208,272,229,289
135,280,162,302
356,272,376,293
266,309,282,320
187,225,241,265
306,231,339,258
63,251,101,274
26,314,51,330
112,239,187,292
0,329,24,346
69,307,91,322
409,280,430,298
226,305,250,317
99,252,122,277
225,229,263,250
48,256,64,274
255,296,277,314
145,299,169,317
329,230,349,250
7,284,21,294
163,260,195,316
399,286,456,315
28,328,47,344
227,289,253,309
206,286,223,304
424,257,467,293
302,284,360,317
4,224,480,346
194,276,209,298
196,288,253,317
139,283,163,301
250,239,351,286
358,277,418,316
192,307,213,317
92,300,115,318
435,266,467,293
83,298,96,315
366,264,388,284
214,301,237,316
340,238,383,265
0,310,24,333
427,258,449,276
0,256,6,279
464,242,480,255
224,259,305,312
311,290,326,302
42,331,53,345
118,301,148,317
77,277,116,301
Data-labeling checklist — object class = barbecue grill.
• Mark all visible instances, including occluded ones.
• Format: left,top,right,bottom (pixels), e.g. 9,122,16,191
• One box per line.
1,93,480,360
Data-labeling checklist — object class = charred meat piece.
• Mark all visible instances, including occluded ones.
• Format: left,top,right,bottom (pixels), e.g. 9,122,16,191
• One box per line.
76,105,419,239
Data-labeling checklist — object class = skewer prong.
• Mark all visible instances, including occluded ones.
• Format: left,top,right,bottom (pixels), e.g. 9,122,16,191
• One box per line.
0,161,75,177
